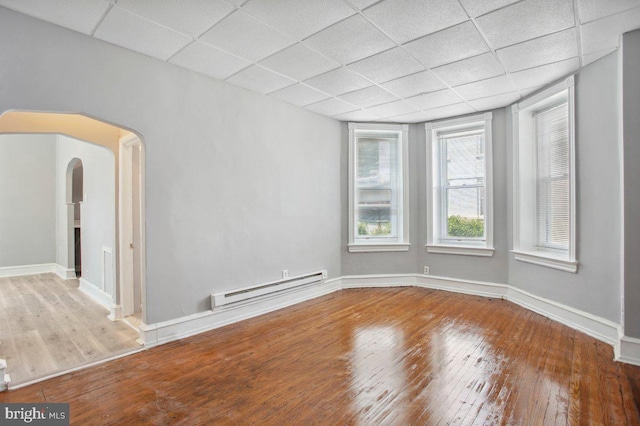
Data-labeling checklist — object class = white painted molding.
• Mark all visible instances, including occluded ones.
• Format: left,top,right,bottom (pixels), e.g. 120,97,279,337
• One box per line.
341,274,419,288
418,275,507,298
139,277,342,348
426,245,494,257
79,277,114,314
55,264,77,280
618,336,640,366
512,250,578,273
0,263,56,278
347,243,410,253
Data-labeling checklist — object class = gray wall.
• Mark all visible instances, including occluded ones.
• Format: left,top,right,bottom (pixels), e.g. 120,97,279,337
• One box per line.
507,51,623,323
0,7,342,324
0,134,56,267
622,30,640,337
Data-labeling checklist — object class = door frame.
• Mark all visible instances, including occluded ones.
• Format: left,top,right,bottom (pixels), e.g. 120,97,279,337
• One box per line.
118,133,146,324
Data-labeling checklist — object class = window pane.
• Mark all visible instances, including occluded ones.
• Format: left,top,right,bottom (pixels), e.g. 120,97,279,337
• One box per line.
536,103,569,249
446,187,485,238
356,137,398,238
446,133,484,187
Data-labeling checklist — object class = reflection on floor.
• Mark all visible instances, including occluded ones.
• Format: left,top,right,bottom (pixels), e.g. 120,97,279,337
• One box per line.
0,273,141,386
1,287,639,423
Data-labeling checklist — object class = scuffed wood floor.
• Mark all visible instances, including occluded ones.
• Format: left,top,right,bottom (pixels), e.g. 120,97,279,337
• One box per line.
1,287,639,425
0,273,141,385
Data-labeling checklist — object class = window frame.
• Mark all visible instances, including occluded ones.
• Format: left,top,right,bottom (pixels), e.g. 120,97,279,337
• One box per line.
512,76,578,273
348,123,410,253
425,113,494,257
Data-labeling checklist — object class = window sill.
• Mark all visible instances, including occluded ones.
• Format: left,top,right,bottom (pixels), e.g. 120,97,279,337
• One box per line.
426,244,494,257
511,250,578,273
348,243,410,253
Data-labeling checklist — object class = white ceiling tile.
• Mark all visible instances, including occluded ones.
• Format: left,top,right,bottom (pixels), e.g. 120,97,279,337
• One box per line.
519,85,545,97
384,110,434,123
405,89,463,110
581,7,640,54
332,110,382,122
200,10,294,62
427,103,476,120
363,0,468,44
305,98,358,116
366,100,417,118
116,0,234,37
431,53,505,87
225,65,296,94
578,0,640,23
304,14,395,65
403,21,489,69
242,0,355,40
0,0,110,35
348,47,425,83
259,43,339,81
350,0,381,9
582,48,617,66
454,75,516,101
95,7,192,61
467,92,521,111
457,0,520,18
338,85,398,108
496,28,579,72
476,0,575,49
269,83,331,106
170,41,251,80
510,57,580,90
304,68,374,96
225,0,248,5
381,71,446,98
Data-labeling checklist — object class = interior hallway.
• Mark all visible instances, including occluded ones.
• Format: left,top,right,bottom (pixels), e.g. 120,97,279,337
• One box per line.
0,273,141,386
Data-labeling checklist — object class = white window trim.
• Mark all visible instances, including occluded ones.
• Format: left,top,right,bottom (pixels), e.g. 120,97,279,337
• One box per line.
425,113,494,257
348,122,410,253
511,76,577,273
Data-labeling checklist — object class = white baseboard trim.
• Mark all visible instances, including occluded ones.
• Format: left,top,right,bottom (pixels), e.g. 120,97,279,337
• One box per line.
618,336,640,366
128,272,631,366
79,278,114,314
0,263,56,278
55,264,77,280
139,277,342,348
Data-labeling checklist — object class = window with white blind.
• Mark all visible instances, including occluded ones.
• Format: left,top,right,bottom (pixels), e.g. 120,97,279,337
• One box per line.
512,76,577,272
348,123,409,252
426,113,494,256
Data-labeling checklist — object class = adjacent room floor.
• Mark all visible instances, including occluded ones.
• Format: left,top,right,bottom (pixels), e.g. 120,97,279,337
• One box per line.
0,273,141,386
1,287,639,424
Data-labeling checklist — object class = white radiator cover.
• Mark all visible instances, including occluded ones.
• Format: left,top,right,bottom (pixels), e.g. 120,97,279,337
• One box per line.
211,270,328,308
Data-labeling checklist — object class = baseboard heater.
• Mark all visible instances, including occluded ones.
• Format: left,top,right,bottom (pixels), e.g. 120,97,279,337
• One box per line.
211,270,328,309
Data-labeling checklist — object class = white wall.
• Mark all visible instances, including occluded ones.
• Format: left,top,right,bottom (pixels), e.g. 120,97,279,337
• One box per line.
0,134,56,268
0,7,342,324
55,135,115,298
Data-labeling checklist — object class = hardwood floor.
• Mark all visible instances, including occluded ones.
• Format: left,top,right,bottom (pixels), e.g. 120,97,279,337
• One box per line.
0,273,141,385
1,287,639,425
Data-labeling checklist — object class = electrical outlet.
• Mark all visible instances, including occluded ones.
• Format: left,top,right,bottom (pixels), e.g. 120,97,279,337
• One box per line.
424,266,430,275
282,269,289,279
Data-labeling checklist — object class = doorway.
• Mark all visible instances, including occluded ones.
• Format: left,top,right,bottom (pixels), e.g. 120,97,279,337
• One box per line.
119,133,145,330
69,159,83,277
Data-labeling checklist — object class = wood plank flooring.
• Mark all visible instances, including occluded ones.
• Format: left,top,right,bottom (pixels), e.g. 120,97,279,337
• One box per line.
0,273,141,385
1,287,639,425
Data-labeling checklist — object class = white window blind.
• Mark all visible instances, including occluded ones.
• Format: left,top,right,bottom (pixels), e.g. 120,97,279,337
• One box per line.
535,102,569,251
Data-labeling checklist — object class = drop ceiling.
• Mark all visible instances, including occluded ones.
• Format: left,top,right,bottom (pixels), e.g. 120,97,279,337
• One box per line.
1,0,639,123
